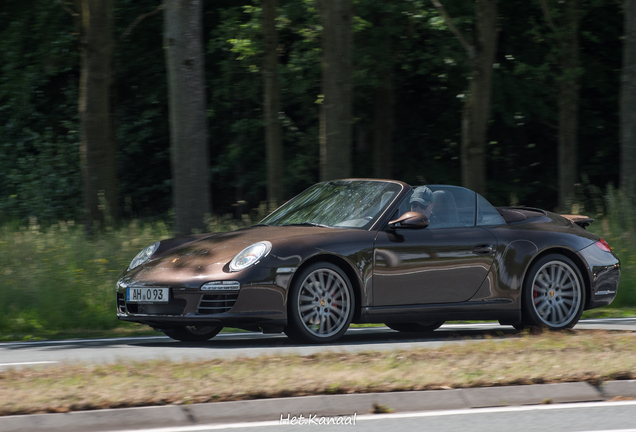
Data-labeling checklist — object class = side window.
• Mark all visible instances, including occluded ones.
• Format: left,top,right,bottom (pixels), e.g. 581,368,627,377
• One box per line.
477,194,505,226
429,186,476,228
394,186,478,229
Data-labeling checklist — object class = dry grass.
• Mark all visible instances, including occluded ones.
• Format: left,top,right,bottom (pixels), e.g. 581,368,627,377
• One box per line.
2,330,636,416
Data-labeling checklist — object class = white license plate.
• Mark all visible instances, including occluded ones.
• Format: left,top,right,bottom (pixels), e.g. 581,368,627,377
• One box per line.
126,287,169,303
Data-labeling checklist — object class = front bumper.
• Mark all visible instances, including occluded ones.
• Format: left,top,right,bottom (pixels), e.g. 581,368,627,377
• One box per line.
579,243,621,309
116,282,288,330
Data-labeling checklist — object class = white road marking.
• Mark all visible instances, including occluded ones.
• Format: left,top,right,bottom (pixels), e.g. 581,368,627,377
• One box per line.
0,332,263,347
102,400,636,432
0,336,168,347
0,361,59,366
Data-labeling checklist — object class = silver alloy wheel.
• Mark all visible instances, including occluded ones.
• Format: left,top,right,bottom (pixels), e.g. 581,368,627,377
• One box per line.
297,268,351,338
531,260,582,327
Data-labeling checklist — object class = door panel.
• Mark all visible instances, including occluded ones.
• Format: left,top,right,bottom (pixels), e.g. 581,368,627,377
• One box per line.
373,227,497,306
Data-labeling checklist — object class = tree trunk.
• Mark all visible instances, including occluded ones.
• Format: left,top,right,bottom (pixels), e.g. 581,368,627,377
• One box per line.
557,0,581,211
78,0,118,231
461,0,498,196
373,68,393,179
621,0,636,203
163,0,210,235
263,0,283,208
317,0,353,181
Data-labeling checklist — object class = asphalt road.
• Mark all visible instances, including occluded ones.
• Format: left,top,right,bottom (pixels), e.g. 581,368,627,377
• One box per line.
1,318,635,370
2,320,636,432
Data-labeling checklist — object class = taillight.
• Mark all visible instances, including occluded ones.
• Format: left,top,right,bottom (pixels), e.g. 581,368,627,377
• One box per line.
595,238,612,252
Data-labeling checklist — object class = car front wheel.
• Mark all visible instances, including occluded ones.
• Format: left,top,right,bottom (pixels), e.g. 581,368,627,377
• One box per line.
521,254,585,329
163,325,222,342
285,262,354,344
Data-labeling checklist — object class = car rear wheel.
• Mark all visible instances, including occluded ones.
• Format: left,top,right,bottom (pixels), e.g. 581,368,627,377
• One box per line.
163,325,222,342
385,321,445,332
521,254,585,329
285,262,354,344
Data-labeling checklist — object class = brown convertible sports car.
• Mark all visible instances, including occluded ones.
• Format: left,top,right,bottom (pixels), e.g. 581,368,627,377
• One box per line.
116,179,620,343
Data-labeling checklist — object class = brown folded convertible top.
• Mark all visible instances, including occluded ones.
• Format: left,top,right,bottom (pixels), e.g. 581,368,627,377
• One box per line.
560,214,595,229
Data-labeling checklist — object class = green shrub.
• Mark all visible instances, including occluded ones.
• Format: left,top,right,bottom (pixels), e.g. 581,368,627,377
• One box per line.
0,205,275,339
0,219,171,337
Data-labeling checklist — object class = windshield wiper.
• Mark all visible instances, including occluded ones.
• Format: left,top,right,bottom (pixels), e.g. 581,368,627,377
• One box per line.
282,222,332,228
251,223,270,227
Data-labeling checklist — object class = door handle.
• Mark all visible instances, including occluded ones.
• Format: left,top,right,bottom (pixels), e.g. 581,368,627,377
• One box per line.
472,244,494,255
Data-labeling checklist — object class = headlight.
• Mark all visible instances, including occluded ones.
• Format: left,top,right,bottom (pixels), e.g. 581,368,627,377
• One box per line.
229,241,272,272
129,242,159,270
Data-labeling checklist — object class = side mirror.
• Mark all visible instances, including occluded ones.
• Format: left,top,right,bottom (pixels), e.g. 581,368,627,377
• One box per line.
388,212,430,230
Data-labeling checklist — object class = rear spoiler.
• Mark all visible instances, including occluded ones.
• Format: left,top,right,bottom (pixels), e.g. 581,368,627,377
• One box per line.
560,214,594,229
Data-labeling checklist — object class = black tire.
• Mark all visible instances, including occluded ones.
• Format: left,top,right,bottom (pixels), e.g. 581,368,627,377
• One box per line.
284,262,355,344
163,325,222,341
386,321,445,333
521,254,586,330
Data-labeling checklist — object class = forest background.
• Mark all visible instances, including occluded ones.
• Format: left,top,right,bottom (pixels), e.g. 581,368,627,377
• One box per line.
1,0,636,336
2,0,632,224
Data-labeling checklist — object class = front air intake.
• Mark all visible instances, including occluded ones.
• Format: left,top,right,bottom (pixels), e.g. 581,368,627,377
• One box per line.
197,293,239,314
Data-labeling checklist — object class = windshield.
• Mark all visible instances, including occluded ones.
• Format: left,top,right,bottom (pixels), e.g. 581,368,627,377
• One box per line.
260,180,403,229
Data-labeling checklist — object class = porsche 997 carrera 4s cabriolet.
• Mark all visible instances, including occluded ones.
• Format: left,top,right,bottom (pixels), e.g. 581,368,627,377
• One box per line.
116,179,620,343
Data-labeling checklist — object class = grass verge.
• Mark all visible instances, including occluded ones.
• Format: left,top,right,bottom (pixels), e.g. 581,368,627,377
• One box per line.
2,330,635,416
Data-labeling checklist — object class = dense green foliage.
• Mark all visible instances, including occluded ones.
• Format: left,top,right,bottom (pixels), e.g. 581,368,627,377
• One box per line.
0,0,625,223
0,0,80,222
0,220,167,336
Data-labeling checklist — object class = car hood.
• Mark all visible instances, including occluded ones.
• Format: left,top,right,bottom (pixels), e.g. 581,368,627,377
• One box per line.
136,225,356,271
